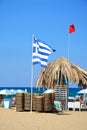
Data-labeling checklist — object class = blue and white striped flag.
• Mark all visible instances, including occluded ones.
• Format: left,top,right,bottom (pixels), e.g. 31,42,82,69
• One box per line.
32,37,56,67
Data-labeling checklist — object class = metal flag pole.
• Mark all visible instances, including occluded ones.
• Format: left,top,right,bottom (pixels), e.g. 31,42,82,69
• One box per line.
66,32,70,110
68,24,75,60
68,33,70,60
30,35,34,112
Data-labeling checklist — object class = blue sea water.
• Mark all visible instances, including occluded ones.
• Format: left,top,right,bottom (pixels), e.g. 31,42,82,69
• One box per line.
68,87,83,97
0,87,83,97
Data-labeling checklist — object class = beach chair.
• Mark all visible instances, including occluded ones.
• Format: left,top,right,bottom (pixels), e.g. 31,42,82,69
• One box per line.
73,101,81,111
68,102,74,110
53,101,63,112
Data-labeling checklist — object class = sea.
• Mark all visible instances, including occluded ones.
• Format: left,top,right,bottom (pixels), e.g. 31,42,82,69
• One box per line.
0,87,83,97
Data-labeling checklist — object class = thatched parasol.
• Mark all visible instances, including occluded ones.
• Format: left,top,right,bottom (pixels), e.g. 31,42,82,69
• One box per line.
36,57,87,89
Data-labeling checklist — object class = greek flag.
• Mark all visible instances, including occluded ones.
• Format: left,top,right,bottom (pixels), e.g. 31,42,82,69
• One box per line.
32,37,56,67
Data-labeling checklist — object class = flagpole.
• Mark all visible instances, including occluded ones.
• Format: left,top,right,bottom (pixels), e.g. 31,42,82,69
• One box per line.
68,33,70,60
30,35,34,112
68,24,75,60
67,32,70,110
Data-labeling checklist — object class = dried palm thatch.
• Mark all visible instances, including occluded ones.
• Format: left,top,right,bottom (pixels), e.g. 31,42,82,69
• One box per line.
36,57,87,89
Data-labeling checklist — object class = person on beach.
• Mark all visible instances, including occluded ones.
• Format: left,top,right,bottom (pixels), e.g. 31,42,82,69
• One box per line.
79,96,83,103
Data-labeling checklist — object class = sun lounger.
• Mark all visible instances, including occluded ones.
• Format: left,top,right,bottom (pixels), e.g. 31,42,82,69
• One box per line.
68,101,81,111
73,101,81,111
53,101,63,112
68,102,74,110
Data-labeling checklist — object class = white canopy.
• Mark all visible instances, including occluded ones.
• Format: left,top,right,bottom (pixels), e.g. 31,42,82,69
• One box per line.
77,89,87,94
43,89,55,94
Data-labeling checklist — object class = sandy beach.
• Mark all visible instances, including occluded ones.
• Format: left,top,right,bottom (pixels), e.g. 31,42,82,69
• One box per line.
0,107,87,130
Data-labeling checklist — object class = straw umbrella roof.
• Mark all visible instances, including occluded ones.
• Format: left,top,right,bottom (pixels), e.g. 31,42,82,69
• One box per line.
36,57,87,89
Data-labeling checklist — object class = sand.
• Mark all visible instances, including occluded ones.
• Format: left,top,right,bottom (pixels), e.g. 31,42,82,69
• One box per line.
0,107,87,130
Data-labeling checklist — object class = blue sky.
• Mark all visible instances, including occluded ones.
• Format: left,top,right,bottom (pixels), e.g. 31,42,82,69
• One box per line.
0,0,87,88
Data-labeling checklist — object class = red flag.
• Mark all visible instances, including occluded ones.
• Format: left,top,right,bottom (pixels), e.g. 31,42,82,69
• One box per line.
69,24,75,33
